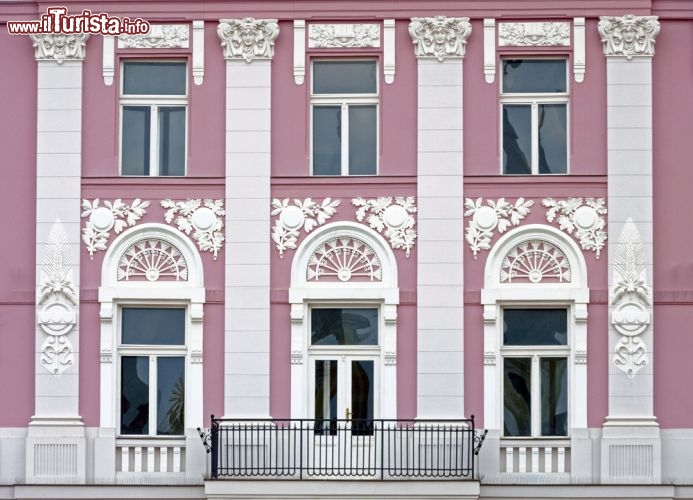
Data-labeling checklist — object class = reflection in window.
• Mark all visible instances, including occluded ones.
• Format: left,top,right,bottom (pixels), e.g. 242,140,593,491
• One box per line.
311,308,378,346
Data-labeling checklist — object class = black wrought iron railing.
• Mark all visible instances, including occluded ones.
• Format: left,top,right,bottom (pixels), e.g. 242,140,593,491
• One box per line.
199,416,485,480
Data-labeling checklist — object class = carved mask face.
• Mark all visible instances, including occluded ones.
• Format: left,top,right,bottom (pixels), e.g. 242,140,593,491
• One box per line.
241,26,256,46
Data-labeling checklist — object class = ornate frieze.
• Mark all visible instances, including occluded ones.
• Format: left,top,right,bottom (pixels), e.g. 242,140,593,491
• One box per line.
306,236,383,282
543,198,607,258
500,240,572,284
463,197,533,259
352,196,417,257
409,16,472,61
118,24,189,49
161,199,225,260
611,220,651,378
498,22,570,46
598,15,660,59
308,24,380,48
217,18,280,62
271,198,341,257
81,198,150,258
30,33,89,63
117,238,188,282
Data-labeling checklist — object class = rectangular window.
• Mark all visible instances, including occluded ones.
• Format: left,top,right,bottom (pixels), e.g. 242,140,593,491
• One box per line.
120,61,187,176
310,308,378,346
501,59,568,175
311,61,378,176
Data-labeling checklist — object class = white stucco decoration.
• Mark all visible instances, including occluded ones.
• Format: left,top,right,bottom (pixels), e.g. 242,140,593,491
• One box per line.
271,198,341,257
306,236,382,282
353,196,417,257
464,197,534,259
117,238,188,282
498,22,570,46
118,24,189,48
483,19,496,83
217,18,280,62
161,199,225,260
611,220,651,378
30,33,89,63
308,23,380,48
409,16,472,60
573,17,586,83
598,14,660,59
543,197,607,258
500,239,571,284
81,198,150,259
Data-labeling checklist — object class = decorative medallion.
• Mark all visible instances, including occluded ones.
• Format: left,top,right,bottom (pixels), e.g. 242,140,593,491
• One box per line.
161,199,225,260
409,16,472,61
307,237,382,282
81,199,150,259
118,24,190,49
542,198,607,258
352,196,417,257
117,238,188,282
308,24,380,48
30,33,89,63
500,240,571,284
464,197,534,259
217,18,280,62
271,198,341,257
598,15,660,59
611,220,651,378
498,22,570,46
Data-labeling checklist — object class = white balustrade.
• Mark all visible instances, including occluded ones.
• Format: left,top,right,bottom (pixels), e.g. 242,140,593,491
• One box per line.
116,440,185,473
501,442,570,474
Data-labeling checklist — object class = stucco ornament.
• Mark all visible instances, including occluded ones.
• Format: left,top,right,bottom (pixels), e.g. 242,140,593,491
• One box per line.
38,221,77,376
307,236,382,282
271,198,341,257
598,15,660,59
543,197,607,258
463,197,534,259
118,24,189,49
30,33,89,63
81,198,150,258
352,196,417,257
611,220,651,378
308,24,380,48
498,22,570,46
161,199,225,260
117,238,188,282
409,16,472,60
217,18,279,62
500,239,571,284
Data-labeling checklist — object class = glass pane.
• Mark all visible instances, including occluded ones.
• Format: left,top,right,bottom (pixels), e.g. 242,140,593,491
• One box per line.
157,357,185,435
503,105,532,174
123,62,186,95
313,61,377,94
351,360,374,436
541,358,568,436
502,60,566,93
313,106,341,175
122,308,185,345
504,357,531,437
311,308,378,346
348,105,377,175
314,360,338,435
121,106,150,176
158,107,186,176
503,309,568,346
121,356,149,435
538,104,567,174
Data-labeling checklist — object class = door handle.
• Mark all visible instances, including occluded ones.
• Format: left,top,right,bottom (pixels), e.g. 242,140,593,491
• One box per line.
345,408,352,420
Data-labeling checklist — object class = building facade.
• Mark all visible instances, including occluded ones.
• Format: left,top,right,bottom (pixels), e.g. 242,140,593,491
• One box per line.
1,0,693,498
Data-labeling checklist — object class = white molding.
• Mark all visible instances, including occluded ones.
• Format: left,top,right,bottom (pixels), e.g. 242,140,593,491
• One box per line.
383,20,396,84
352,196,417,257
118,24,189,49
463,197,533,259
293,20,306,85
217,18,280,61
102,36,115,85
271,197,340,257
31,34,89,63
498,22,570,46
192,21,205,85
483,19,496,83
598,15,660,59
543,197,608,259
409,16,472,60
574,18,586,83
81,198,150,259
308,23,380,48
161,198,225,260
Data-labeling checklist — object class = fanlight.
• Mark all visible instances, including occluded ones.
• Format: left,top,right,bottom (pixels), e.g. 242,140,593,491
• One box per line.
307,236,382,282
500,239,571,283
117,238,188,282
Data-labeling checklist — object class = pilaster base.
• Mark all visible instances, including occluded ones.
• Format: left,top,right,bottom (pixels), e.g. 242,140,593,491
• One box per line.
25,417,86,484
601,417,661,483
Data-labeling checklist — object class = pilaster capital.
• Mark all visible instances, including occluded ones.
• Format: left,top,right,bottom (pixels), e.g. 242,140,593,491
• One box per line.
598,14,660,59
217,18,279,62
409,16,472,61
30,33,89,63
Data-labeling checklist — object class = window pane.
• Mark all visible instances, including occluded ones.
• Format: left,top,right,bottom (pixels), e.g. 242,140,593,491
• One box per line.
502,60,566,93
158,107,186,176
313,106,341,175
311,308,378,346
503,105,532,174
541,358,568,436
504,358,531,437
122,308,185,345
504,309,567,346
121,106,150,176
123,62,186,95
348,105,377,175
351,360,374,436
121,356,149,435
313,61,377,94
157,357,185,435
315,360,338,435
538,104,567,174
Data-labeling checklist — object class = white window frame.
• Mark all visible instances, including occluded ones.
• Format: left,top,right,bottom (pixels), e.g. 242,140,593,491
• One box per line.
310,60,380,176
500,58,569,175
119,60,189,176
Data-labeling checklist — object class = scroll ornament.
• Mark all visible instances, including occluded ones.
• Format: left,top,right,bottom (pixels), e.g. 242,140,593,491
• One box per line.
598,15,660,59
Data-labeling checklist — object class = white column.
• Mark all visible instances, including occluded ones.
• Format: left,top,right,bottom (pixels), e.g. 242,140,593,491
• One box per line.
409,17,471,419
219,19,279,419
